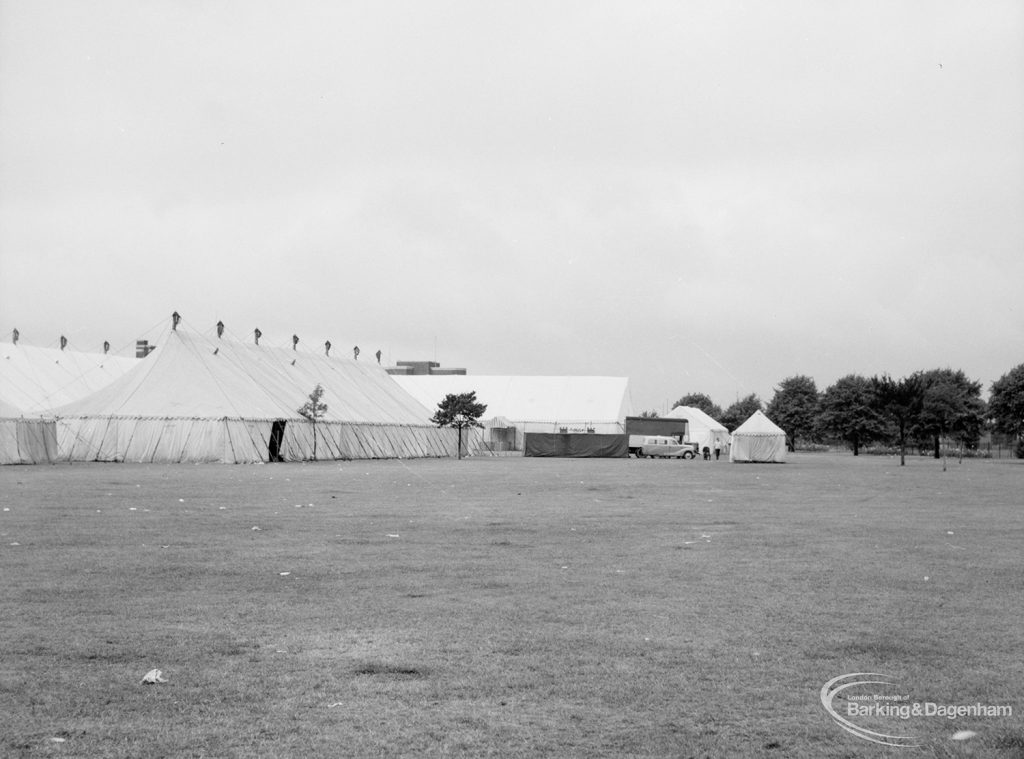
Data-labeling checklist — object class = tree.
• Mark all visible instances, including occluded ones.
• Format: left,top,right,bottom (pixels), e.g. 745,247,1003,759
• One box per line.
637,410,660,418
297,384,328,460
766,375,819,451
431,391,488,460
816,374,886,455
871,374,922,466
720,394,763,432
914,369,985,460
988,363,1024,457
671,392,723,419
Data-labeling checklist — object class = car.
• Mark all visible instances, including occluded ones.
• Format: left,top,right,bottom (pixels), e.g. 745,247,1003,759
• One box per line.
632,435,697,459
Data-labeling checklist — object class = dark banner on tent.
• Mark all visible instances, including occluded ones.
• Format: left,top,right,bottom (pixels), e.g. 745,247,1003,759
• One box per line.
524,433,628,458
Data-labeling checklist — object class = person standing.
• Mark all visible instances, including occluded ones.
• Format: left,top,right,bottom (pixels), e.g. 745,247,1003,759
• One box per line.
714,439,722,460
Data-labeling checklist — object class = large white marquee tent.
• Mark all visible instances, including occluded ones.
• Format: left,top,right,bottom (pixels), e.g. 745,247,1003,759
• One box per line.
50,327,457,463
1,340,136,464
392,374,633,453
729,410,787,463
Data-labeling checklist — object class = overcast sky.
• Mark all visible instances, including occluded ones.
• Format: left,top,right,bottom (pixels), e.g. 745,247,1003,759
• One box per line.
1,1,1021,413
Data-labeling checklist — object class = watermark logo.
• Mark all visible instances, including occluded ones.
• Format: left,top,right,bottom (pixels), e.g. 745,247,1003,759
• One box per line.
820,673,1013,748
821,673,919,748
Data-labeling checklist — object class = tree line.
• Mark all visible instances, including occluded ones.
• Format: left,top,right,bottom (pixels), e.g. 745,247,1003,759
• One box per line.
659,363,1024,461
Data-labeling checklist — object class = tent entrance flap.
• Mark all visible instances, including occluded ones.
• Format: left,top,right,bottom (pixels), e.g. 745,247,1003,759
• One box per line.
269,420,286,462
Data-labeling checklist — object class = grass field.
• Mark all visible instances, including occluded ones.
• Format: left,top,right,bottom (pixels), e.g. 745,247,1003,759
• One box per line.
1,453,1022,758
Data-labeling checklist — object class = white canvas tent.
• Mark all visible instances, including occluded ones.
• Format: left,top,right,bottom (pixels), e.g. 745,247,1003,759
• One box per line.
664,405,730,454
50,328,457,463
729,410,787,463
392,375,633,453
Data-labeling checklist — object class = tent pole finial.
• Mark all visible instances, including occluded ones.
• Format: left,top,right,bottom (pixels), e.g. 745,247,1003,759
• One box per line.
172,311,181,330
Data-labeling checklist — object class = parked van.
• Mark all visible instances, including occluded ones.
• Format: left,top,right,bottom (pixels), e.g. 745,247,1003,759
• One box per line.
630,435,697,459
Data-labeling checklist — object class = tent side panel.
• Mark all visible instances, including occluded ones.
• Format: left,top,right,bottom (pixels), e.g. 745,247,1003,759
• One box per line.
524,433,628,458
0,419,55,464
0,420,19,464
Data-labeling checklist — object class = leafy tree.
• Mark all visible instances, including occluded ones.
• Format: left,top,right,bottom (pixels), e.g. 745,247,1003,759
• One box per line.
988,363,1024,457
297,384,328,460
816,374,886,455
914,368,985,459
431,391,488,460
637,410,660,418
671,392,724,419
766,375,819,451
871,374,922,466
720,393,763,432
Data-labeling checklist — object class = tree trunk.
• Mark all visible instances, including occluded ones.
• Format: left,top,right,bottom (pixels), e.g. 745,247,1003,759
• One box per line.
852,435,859,456
933,435,940,459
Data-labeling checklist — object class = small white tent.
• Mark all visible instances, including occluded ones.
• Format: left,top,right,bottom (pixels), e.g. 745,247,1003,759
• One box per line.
729,410,787,463
664,406,730,454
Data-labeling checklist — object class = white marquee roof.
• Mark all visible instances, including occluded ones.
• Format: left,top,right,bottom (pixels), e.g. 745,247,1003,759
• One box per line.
51,329,436,425
0,342,138,415
392,374,633,425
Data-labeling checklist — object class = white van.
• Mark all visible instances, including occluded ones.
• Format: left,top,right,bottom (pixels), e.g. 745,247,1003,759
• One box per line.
630,435,697,459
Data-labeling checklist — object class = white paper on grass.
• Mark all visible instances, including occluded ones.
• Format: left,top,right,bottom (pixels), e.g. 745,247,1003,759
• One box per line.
141,669,167,684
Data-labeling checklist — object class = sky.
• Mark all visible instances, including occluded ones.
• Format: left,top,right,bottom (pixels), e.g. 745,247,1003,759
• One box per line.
1,1,1022,414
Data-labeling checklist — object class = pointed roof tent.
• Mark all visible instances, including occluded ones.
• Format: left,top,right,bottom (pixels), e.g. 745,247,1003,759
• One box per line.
729,410,787,463
51,328,437,425
0,341,138,414
392,375,633,431
664,405,730,450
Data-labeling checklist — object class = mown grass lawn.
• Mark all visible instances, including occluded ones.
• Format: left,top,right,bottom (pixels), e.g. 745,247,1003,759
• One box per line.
1,454,1022,758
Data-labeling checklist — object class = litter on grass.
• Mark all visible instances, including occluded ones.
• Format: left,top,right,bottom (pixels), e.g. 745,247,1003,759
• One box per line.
141,669,168,684
951,730,977,741
279,572,291,576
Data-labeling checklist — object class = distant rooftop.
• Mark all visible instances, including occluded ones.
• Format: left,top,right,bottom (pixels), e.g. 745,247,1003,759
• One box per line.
386,360,466,376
